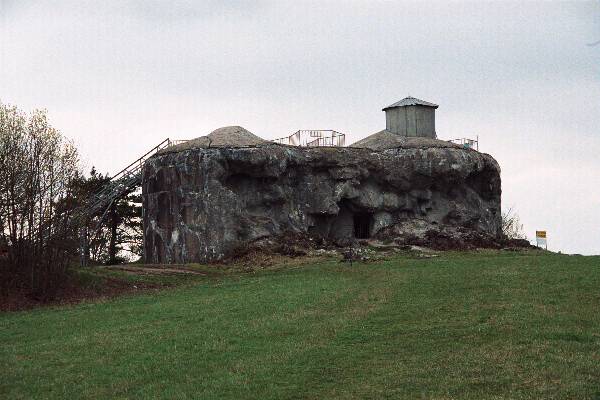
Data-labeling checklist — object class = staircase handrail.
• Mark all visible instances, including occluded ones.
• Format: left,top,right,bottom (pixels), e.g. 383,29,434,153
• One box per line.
109,138,171,183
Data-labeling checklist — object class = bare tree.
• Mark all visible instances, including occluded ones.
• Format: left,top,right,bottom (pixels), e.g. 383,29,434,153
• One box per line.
0,103,81,298
501,207,527,240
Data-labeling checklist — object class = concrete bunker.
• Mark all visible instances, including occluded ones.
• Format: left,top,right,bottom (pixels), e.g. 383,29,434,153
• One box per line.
142,98,503,263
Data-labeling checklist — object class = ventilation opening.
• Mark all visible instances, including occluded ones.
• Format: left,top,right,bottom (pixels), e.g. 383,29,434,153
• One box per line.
353,213,372,239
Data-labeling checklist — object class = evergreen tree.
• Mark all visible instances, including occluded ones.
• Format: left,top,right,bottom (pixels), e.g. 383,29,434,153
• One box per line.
72,168,143,264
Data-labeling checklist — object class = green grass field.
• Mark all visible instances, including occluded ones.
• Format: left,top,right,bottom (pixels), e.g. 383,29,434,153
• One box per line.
1,250,600,399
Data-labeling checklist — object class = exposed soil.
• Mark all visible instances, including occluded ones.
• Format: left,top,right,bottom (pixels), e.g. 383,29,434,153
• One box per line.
97,265,208,275
403,230,533,251
0,276,150,312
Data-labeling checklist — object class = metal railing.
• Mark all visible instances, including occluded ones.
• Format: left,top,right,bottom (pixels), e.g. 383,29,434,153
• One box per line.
74,138,175,224
169,139,190,146
274,130,346,147
448,136,479,151
94,138,189,213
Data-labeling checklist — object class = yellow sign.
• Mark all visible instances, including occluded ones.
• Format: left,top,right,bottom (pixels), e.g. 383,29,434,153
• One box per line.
536,231,548,249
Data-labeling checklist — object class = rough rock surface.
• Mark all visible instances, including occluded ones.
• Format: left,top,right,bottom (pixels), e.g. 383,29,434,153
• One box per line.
142,128,502,263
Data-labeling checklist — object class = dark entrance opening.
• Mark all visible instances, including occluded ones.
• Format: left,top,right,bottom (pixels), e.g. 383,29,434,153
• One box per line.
353,213,372,239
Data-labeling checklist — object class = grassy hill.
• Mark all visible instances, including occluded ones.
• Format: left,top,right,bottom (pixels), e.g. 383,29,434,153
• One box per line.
1,250,599,399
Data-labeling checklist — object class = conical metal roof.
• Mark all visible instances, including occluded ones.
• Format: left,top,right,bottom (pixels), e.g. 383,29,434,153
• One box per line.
382,96,439,111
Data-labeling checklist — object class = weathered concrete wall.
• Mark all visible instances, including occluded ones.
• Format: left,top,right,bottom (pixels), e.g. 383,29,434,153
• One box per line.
385,105,436,138
142,143,502,263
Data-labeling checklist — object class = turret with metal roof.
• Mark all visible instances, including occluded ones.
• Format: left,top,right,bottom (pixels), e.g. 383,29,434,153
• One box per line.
383,96,438,138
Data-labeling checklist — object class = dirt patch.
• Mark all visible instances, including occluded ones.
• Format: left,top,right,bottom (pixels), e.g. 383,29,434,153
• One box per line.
0,274,165,313
390,227,533,251
99,265,208,275
0,263,212,313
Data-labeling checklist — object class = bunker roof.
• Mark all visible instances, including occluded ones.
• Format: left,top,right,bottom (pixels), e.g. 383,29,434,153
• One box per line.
165,126,268,152
382,96,439,111
350,129,460,151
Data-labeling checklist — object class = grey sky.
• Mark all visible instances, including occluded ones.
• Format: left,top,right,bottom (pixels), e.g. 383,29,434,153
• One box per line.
1,0,599,254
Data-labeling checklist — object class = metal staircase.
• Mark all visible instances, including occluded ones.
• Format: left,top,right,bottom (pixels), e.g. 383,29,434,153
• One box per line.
77,138,183,265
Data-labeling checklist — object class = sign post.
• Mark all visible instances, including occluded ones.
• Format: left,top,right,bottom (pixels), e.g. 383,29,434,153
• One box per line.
535,231,547,249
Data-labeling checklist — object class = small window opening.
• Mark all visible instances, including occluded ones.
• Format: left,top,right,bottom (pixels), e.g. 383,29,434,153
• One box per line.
353,213,372,239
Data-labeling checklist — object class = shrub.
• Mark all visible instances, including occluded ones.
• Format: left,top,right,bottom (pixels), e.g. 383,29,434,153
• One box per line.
501,207,527,240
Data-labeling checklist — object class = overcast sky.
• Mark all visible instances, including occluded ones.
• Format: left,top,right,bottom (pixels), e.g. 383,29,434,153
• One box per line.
1,0,599,254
